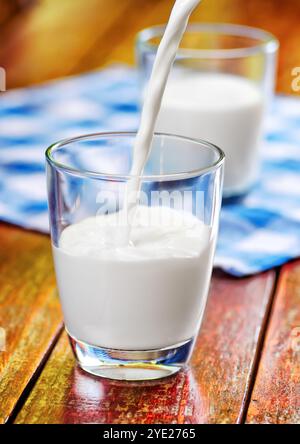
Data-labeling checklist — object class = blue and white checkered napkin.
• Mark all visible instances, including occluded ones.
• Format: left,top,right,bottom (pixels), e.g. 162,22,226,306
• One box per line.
0,66,300,277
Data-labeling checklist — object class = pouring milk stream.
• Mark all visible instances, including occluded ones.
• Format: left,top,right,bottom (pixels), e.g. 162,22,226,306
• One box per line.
125,0,201,232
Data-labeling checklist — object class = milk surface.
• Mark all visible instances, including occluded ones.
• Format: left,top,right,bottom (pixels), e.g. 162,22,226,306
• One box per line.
53,206,213,350
156,71,264,194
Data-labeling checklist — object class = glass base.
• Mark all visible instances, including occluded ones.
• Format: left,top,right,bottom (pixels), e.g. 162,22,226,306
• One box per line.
68,333,194,381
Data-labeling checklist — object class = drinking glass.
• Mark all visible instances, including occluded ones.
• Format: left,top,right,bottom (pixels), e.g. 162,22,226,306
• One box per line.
46,132,224,381
136,23,279,197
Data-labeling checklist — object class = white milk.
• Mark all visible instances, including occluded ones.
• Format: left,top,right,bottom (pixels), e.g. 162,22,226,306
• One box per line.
156,71,264,194
126,0,201,217
53,206,213,350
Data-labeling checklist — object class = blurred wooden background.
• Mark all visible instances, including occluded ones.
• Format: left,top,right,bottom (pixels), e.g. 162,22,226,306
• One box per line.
0,0,299,94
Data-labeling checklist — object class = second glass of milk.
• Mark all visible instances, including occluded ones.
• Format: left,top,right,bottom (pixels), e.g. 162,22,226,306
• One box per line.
46,132,224,381
137,23,278,197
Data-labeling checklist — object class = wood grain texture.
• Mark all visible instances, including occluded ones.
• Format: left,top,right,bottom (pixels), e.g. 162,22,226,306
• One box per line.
0,0,300,94
15,270,275,424
246,261,300,424
0,223,63,424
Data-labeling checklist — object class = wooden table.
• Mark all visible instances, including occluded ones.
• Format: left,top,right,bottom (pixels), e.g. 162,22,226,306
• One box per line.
0,0,299,424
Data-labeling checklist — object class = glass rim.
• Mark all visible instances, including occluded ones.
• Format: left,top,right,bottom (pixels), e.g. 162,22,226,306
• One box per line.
136,23,279,59
45,131,225,181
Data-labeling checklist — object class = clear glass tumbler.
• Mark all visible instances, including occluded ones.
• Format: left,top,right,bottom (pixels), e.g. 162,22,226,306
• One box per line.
136,23,279,198
46,132,224,381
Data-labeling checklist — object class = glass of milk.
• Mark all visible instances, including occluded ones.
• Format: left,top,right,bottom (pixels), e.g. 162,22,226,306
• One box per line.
46,132,224,381
136,23,279,197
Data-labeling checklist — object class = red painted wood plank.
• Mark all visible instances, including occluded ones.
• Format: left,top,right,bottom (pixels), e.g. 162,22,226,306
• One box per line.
0,223,63,424
15,270,275,424
246,261,300,424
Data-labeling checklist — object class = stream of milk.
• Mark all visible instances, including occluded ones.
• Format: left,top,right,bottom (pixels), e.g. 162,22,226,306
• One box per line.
53,0,215,351
126,0,201,219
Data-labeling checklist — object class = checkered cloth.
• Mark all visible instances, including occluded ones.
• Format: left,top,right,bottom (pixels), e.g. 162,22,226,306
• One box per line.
0,66,300,276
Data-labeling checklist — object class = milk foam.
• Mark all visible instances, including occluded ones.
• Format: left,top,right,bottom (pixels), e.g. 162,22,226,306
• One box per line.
59,206,208,260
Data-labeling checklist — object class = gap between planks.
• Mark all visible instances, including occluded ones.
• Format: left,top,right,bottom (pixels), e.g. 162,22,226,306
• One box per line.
6,325,64,424
237,269,280,423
